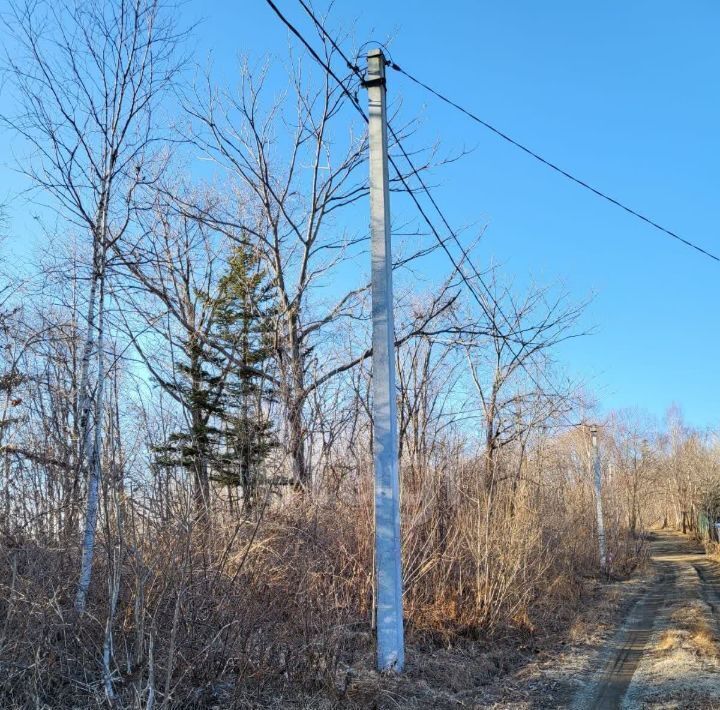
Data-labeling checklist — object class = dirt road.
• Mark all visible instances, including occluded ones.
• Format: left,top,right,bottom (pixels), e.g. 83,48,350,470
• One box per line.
345,531,720,709
572,531,720,709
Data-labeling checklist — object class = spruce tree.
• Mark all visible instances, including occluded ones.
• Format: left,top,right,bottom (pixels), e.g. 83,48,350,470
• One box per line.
153,242,277,514
152,332,226,515
211,244,277,511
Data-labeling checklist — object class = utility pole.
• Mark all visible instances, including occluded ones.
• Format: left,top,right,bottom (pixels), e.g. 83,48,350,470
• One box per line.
591,425,607,574
366,48,404,672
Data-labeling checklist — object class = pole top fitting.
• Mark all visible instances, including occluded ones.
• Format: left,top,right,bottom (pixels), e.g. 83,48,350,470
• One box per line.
589,424,597,434
363,49,386,87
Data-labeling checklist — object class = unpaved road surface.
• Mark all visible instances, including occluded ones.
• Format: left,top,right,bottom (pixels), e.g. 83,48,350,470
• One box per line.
572,531,720,709
340,531,720,709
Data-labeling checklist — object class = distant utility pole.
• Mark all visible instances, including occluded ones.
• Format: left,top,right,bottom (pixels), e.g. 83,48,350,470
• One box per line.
365,48,404,672
591,425,607,574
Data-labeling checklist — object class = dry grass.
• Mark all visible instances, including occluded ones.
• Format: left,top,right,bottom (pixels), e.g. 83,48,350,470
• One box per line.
655,602,720,659
624,567,720,710
0,466,644,708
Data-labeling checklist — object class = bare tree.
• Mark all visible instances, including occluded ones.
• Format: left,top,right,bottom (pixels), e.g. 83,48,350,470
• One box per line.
175,45,458,487
459,272,586,492
606,409,656,535
4,0,185,612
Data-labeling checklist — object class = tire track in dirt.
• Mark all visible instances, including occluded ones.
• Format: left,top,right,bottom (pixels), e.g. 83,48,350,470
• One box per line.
571,531,715,710
578,564,675,709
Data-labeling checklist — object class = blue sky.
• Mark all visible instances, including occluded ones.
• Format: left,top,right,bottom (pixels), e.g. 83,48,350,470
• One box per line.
2,1,719,428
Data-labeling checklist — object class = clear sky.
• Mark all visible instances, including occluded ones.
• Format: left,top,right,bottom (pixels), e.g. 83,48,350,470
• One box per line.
2,1,719,428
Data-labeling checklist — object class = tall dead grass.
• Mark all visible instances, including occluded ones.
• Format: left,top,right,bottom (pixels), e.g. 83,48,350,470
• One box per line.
0,461,642,708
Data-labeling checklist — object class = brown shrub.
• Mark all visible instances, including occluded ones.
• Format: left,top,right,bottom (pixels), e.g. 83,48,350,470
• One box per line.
0,463,642,708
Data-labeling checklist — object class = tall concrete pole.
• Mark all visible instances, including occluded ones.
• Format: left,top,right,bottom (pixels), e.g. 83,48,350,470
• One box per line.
591,425,607,574
366,48,404,672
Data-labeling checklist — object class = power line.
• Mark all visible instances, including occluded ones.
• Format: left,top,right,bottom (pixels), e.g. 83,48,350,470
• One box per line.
388,62,719,264
298,0,717,267
289,1,581,423
288,3,499,318
278,0,582,424
267,0,501,329
264,0,581,426
263,0,367,124
384,114,582,427
296,0,361,73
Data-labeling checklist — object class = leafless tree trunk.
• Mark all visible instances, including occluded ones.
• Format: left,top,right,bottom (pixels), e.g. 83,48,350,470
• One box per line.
177,36,458,488
460,271,585,492
4,0,185,612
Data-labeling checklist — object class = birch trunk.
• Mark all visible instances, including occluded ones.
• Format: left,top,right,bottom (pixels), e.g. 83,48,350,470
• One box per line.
75,222,107,612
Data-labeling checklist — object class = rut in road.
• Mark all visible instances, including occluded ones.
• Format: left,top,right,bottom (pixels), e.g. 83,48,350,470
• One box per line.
572,530,720,710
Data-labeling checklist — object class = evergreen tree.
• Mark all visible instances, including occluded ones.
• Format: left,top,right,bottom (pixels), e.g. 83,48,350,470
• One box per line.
211,244,277,511
152,242,277,514
152,332,226,515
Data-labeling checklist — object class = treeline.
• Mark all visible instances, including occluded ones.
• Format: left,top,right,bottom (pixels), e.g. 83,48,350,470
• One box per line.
0,0,717,707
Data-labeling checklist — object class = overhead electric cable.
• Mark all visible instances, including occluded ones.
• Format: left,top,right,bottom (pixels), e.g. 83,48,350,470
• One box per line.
388,62,719,263
289,1,581,420
265,0,582,426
